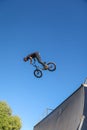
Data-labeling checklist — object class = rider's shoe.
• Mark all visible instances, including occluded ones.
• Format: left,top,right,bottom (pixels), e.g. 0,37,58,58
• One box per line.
44,64,48,70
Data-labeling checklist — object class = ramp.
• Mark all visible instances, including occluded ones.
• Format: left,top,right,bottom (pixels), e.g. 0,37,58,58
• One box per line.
81,85,87,130
34,84,87,130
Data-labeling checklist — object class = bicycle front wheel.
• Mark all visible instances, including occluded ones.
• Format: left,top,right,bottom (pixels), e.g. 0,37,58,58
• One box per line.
34,69,43,78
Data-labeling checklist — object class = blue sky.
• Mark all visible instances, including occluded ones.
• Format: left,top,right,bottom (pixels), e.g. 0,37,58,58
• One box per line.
0,0,87,130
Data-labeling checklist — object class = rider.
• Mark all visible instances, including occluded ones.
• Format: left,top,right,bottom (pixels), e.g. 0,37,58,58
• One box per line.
23,51,48,69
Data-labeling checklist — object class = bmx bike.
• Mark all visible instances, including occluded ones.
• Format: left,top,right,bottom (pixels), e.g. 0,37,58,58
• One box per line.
32,61,56,78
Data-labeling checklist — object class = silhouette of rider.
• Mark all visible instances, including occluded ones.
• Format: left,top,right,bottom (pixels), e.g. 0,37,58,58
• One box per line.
24,51,48,69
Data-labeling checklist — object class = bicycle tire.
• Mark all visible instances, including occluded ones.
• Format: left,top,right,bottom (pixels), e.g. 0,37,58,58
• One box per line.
47,62,56,71
34,69,43,78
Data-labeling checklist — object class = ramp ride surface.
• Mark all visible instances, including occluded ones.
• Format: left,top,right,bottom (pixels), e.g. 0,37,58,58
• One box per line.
34,84,87,130
81,84,87,130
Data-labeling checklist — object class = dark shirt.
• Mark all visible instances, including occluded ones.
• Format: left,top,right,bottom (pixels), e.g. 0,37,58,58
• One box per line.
28,52,39,58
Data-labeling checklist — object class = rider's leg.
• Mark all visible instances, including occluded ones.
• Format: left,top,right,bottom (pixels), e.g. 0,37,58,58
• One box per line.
35,54,48,69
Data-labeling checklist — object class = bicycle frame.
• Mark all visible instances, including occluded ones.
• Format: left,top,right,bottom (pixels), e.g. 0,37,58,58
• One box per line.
32,61,44,70
32,61,56,78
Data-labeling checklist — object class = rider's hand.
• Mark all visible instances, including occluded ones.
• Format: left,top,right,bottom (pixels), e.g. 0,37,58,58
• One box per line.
30,60,32,64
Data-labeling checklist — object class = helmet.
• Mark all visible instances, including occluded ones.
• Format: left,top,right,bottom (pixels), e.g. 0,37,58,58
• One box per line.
24,57,28,62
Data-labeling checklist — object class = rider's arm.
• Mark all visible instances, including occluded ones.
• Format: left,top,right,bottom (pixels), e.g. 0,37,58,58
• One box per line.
29,56,32,64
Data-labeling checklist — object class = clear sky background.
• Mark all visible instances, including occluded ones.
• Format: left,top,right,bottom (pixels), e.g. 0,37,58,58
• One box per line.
0,0,87,130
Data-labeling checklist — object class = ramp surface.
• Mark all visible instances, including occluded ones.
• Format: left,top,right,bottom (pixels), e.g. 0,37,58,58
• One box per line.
81,86,87,130
34,84,87,130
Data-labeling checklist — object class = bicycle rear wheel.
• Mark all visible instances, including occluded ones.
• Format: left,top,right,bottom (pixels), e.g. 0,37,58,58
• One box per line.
47,62,56,71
